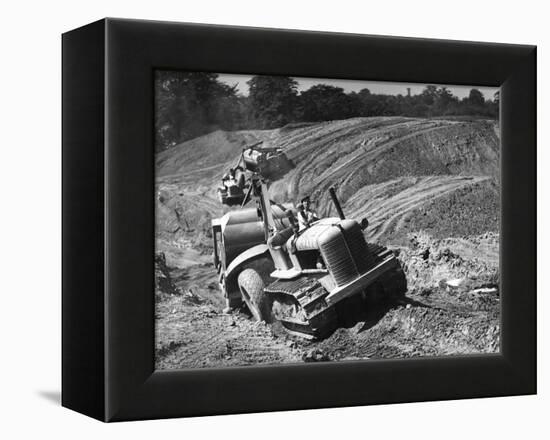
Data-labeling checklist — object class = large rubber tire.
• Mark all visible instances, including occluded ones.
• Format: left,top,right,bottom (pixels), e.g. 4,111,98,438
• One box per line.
237,269,272,322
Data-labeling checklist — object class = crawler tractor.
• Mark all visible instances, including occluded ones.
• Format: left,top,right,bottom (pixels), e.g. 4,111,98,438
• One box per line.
217,141,293,206
241,141,294,180
217,166,247,206
212,172,406,339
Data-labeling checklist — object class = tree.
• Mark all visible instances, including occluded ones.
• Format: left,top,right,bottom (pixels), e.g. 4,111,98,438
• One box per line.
434,87,459,115
492,91,500,114
299,84,358,121
155,71,500,151
468,89,485,107
247,76,298,129
357,89,395,116
154,71,239,151
419,85,439,106
493,90,500,106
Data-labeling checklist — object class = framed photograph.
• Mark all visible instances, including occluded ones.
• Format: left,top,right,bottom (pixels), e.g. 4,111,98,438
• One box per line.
62,18,536,421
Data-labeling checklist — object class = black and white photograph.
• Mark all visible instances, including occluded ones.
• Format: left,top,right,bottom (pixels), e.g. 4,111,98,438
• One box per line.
2,0,542,433
154,71,501,369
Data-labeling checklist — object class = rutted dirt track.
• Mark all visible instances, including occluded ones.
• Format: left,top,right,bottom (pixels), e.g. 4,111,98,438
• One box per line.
155,117,500,369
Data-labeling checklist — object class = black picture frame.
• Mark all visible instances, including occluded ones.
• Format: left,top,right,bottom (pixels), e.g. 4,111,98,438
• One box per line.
62,18,536,422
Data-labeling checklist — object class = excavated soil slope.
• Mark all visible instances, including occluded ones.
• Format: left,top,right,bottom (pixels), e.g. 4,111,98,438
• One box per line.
155,117,500,369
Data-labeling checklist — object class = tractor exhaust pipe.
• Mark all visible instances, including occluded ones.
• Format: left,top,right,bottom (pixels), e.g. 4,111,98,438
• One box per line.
329,187,345,220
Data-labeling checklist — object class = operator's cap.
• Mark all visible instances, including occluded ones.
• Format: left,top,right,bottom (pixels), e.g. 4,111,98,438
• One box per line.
300,196,310,204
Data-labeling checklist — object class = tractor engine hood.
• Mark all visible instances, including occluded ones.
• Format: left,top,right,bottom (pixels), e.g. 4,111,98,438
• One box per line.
288,217,375,288
290,217,348,251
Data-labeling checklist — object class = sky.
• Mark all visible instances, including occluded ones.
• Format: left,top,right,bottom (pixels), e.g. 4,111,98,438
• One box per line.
217,73,499,100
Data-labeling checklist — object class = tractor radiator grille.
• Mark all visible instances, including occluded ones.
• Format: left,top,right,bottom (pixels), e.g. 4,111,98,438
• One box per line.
319,232,358,286
319,221,376,287
344,223,376,272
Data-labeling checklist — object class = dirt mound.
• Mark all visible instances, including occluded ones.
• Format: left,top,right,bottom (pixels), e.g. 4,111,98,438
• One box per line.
392,178,500,242
398,232,499,292
267,117,499,212
155,117,499,250
344,175,497,244
157,130,256,179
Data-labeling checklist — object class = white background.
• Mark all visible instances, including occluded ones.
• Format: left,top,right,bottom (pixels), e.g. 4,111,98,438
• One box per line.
0,0,546,437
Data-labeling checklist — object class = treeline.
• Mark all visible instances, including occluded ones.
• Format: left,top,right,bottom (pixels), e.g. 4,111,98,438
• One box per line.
155,71,499,151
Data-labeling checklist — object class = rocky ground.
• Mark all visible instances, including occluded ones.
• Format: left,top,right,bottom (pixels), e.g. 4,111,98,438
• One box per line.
154,116,500,369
